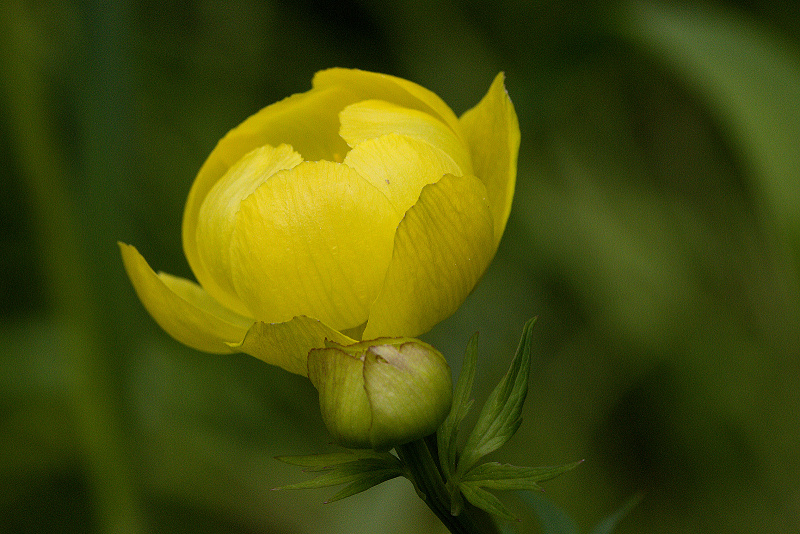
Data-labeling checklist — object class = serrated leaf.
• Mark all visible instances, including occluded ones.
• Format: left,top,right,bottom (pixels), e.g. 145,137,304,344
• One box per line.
275,449,398,470
589,493,643,534
274,461,403,491
437,331,479,481
520,492,580,534
324,470,408,503
457,318,537,476
459,481,516,521
273,451,404,501
461,461,583,491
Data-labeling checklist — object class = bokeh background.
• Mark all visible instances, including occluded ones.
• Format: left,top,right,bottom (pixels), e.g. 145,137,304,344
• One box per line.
2,0,799,532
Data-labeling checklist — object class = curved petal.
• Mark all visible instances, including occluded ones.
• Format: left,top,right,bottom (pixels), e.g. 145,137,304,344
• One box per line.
119,242,252,353
234,316,355,377
195,144,303,316
459,72,520,245
339,100,472,175
183,83,362,296
230,160,400,330
342,133,462,214
362,174,495,339
313,68,465,145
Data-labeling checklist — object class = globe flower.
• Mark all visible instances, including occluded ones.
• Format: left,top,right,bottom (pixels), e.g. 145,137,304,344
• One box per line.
120,68,519,378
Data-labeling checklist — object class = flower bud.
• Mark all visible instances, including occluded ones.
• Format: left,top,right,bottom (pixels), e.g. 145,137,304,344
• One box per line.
308,338,452,451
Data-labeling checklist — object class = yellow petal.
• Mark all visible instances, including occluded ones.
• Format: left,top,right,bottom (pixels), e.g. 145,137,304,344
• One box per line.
195,144,303,316
119,242,252,353
339,100,472,175
459,72,520,245
342,133,462,214
183,83,363,300
229,160,399,330
313,68,465,146
362,174,495,339
235,316,355,377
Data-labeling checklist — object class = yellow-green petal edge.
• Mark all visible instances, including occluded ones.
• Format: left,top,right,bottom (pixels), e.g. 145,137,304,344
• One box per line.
342,133,463,214
339,100,472,176
459,72,520,245
228,160,398,330
313,68,465,145
362,174,495,339
194,143,303,317
233,316,355,377
119,242,252,353
182,84,359,298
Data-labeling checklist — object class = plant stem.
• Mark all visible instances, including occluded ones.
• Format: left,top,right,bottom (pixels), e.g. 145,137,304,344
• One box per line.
396,437,501,534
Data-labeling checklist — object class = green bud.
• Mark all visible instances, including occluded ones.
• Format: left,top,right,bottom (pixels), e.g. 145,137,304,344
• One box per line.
308,338,452,451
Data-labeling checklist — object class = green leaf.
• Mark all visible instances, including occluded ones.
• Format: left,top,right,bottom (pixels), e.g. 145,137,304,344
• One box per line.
273,450,404,502
324,470,409,503
437,331,479,481
461,461,583,491
275,449,398,471
274,460,402,489
457,318,537,476
589,493,643,534
459,481,516,521
520,492,580,534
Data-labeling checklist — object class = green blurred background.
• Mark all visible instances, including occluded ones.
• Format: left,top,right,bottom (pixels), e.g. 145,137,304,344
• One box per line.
2,0,799,532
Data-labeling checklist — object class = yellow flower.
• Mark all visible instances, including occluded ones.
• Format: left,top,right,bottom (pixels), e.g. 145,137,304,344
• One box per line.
120,68,519,376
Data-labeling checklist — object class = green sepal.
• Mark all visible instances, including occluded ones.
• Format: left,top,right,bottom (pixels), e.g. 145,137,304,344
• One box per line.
437,331,479,482
459,481,517,521
273,450,404,502
457,317,537,476
461,460,583,492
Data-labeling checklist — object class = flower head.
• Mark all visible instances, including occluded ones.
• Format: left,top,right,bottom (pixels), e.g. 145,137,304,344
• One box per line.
120,68,519,376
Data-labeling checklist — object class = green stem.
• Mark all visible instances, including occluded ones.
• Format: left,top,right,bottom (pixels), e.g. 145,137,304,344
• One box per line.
396,437,501,534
